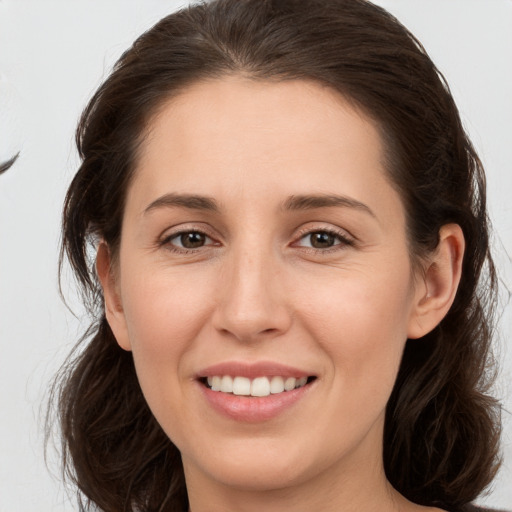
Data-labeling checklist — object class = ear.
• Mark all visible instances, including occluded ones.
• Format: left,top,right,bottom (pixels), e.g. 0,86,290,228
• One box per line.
96,242,132,351
407,224,465,339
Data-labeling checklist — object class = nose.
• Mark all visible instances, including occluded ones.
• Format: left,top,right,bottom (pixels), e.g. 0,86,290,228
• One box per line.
212,246,292,343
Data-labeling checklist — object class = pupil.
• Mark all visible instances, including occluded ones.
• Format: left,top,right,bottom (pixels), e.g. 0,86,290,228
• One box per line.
181,232,205,248
311,232,335,248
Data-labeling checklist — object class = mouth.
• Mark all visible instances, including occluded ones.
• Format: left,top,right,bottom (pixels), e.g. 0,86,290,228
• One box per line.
199,375,317,397
196,361,318,421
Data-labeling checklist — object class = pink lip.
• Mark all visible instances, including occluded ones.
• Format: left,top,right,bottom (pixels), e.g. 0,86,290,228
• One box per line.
196,360,312,379
198,380,315,422
195,361,317,423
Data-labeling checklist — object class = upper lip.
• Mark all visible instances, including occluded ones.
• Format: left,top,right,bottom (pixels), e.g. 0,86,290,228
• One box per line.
196,361,314,380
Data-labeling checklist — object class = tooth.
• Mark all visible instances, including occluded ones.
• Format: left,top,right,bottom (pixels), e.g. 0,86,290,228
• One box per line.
251,377,270,397
209,375,308,395
296,376,307,388
270,376,285,394
220,375,233,393
284,377,296,391
211,376,221,391
232,376,251,396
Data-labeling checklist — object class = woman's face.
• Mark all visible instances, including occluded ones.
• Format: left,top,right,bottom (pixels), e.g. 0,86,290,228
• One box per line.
104,77,429,494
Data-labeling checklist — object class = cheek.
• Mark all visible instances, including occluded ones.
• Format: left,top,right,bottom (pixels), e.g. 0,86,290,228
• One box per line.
297,263,414,385
120,264,216,383
118,265,222,444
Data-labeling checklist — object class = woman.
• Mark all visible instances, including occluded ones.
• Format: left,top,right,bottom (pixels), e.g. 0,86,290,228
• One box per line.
53,0,503,511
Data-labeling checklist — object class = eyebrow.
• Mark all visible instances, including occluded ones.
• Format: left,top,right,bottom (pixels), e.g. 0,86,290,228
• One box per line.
144,193,220,214
282,194,375,217
143,192,375,217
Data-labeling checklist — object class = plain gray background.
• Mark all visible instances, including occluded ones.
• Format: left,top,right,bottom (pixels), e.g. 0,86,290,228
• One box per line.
1,1,511,510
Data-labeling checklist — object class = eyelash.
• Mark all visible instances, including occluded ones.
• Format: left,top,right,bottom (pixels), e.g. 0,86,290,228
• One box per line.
293,227,355,253
159,227,355,255
159,229,218,254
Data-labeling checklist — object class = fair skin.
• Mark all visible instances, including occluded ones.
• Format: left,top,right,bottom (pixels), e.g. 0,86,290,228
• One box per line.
97,77,464,512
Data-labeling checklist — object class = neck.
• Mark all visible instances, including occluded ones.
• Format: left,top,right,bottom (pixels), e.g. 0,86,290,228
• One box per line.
187,471,400,512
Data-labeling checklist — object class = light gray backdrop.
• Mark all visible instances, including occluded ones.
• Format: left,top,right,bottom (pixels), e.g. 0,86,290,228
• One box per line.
0,1,510,510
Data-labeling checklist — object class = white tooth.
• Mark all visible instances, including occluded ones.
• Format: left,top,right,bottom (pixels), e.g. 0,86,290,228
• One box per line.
270,376,285,394
284,377,296,391
251,377,271,397
220,375,233,393
232,376,251,396
211,376,222,391
207,376,213,387
296,376,307,388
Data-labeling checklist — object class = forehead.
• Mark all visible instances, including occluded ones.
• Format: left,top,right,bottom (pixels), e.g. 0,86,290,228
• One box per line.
142,77,382,162
128,76,402,224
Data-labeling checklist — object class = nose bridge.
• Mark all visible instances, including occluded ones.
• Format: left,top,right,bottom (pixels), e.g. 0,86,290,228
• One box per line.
213,234,290,341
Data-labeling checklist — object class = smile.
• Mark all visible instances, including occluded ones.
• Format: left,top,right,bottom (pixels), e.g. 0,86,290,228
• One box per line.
204,375,313,397
197,362,318,421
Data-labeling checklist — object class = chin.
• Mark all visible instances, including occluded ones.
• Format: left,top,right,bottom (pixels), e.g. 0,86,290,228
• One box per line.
180,433,334,493
203,459,310,492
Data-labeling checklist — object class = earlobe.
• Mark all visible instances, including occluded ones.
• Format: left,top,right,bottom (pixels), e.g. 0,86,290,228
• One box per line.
407,224,465,339
96,242,132,351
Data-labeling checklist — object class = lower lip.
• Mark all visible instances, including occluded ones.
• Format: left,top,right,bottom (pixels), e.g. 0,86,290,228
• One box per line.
199,381,314,422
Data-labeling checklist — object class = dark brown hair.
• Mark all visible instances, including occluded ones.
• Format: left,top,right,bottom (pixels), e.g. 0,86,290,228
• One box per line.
52,0,501,510
0,153,19,175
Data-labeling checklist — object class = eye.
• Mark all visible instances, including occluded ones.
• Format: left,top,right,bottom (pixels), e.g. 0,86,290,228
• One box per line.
304,231,338,249
295,229,353,250
162,230,214,251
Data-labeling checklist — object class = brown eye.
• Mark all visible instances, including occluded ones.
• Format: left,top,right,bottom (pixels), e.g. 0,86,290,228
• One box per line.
179,232,207,248
309,232,338,249
294,229,353,251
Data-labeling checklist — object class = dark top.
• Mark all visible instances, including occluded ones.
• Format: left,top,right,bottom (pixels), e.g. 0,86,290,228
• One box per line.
456,505,510,512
